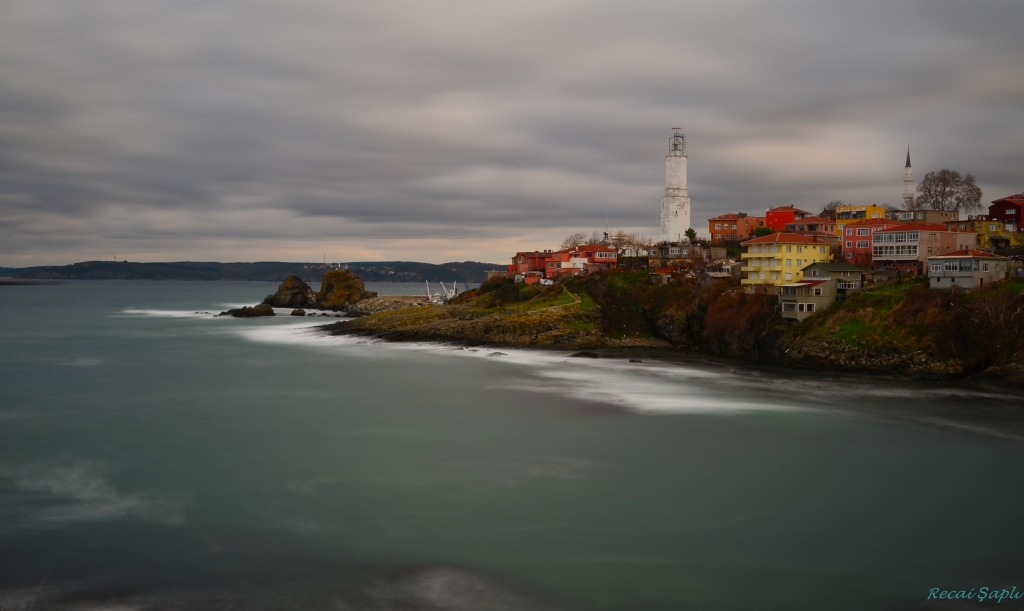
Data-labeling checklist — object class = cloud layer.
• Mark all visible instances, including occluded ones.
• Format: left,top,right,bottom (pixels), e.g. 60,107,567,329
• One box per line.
2,1,1023,265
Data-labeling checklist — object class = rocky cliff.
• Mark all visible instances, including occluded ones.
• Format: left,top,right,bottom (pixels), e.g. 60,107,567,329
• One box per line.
263,275,318,308
320,272,1024,386
317,270,376,310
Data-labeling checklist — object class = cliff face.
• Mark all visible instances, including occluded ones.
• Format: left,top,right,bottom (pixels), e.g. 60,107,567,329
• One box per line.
317,270,376,310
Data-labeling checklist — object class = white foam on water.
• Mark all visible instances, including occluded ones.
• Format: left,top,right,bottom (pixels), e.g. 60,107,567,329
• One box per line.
231,322,800,415
119,308,219,319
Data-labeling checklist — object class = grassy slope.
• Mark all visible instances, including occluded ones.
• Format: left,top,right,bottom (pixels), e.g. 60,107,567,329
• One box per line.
331,271,1024,381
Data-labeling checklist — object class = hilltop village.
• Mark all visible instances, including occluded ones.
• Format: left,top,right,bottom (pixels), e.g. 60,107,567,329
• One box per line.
500,137,1023,323
325,135,1024,384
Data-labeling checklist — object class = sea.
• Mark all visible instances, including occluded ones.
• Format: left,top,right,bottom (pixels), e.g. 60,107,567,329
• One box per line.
2,280,1023,610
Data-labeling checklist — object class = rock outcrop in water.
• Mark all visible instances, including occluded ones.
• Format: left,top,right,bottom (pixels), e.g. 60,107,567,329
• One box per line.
263,276,317,308
346,297,421,317
317,270,376,310
221,303,276,318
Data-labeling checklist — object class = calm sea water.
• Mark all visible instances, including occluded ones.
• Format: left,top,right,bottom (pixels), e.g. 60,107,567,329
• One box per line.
2,281,1023,610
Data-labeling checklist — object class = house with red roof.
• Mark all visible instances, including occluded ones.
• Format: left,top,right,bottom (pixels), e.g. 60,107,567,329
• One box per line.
927,250,1012,290
987,193,1024,230
839,218,902,267
872,223,977,276
765,206,812,232
707,213,765,243
543,244,618,279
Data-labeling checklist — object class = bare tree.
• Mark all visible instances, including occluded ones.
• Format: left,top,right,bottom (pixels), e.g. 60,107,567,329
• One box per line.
560,231,588,250
819,199,843,221
589,231,604,245
883,203,902,219
916,169,983,214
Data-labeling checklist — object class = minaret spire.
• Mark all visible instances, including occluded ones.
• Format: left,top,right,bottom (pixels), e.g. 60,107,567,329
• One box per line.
903,146,914,209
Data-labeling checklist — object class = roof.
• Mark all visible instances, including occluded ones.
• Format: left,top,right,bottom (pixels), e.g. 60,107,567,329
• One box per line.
991,194,1024,205
701,272,733,278
803,262,865,272
785,216,832,225
875,222,958,232
841,218,901,227
740,232,830,245
767,205,811,214
781,279,828,287
708,213,740,221
926,249,1009,259
906,146,911,168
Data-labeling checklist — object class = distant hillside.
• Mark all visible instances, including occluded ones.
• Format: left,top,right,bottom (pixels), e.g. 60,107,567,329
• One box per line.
4,260,504,283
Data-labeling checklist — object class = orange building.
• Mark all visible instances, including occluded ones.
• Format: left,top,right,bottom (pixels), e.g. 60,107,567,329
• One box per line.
708,213,766,243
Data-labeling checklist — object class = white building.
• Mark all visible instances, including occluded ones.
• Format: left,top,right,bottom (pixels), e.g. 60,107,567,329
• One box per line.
660,131,691,243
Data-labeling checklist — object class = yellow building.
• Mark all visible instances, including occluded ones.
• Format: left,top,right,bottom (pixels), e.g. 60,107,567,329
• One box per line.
835,204,887,238
740,233,833,290
946,217,1023,250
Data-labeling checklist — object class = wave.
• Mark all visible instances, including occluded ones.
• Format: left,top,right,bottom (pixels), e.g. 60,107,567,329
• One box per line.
231,322,799,414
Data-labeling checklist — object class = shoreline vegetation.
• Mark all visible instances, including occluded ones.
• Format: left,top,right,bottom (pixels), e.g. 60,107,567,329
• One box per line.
322,271,1024,388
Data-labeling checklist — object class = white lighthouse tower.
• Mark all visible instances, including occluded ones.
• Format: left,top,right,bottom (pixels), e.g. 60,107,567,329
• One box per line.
661,130,691,243
903,146,914,209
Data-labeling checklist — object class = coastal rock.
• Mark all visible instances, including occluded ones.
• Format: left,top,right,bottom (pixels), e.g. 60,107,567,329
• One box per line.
317,270,376,310
263,276,317,308
291,308,306,316
221,304,275,318
346,297,420,317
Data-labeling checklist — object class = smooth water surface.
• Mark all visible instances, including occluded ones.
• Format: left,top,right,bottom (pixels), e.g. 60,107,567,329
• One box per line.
2,281,1023,610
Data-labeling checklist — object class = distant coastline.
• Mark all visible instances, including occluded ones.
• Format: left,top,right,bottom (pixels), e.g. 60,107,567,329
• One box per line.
0,260,502,283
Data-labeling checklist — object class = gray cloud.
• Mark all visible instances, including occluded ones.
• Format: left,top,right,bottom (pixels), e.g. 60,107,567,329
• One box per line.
2,0,1023,265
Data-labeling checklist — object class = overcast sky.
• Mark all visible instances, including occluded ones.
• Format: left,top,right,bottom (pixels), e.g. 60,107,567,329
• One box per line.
2,1,1023,266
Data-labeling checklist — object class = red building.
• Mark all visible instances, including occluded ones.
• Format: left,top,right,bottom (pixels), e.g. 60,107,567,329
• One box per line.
839,219,902,267
707,213,766,243
544,244,618,279
765,205,812,232
987,193,1024,230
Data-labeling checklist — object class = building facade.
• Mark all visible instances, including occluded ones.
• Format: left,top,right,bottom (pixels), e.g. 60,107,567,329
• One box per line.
707,213,765,243
545,244,618,279
778,262,865,321
840,219,902,267
927,250,1012,290
660,131,691,243
740,233,832,289
784,216,839,240
945,216,1021,250
835,204,887,239
871,223,977,275
765,206,812,232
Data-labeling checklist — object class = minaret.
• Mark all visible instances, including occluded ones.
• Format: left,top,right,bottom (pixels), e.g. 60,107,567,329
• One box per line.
661,130,691,243
903,146,914,209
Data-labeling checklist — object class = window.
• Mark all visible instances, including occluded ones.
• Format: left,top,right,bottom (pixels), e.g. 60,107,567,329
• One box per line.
927,247,933,254
845,253,853,259
715,224,721,230
820,246,826,254
989,225,997,231
807,303,815,312
846,241,853,248
846,229,853,236
929,233,937,242
548,262,553,267
759,272,765,280
785,259,791,266
771,272,778,280
753,259,760,267
857,241,868,248
753,245,760,253
797,246,803,253
731,224,737,229
798,303,805,312
786,245,792,252
857,228,869,236
814,288,822,296
811,269,819,277
796,259,802,267
983,263,990,272
1008,209,1016,215
785,272,792,280
783,302,796,312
